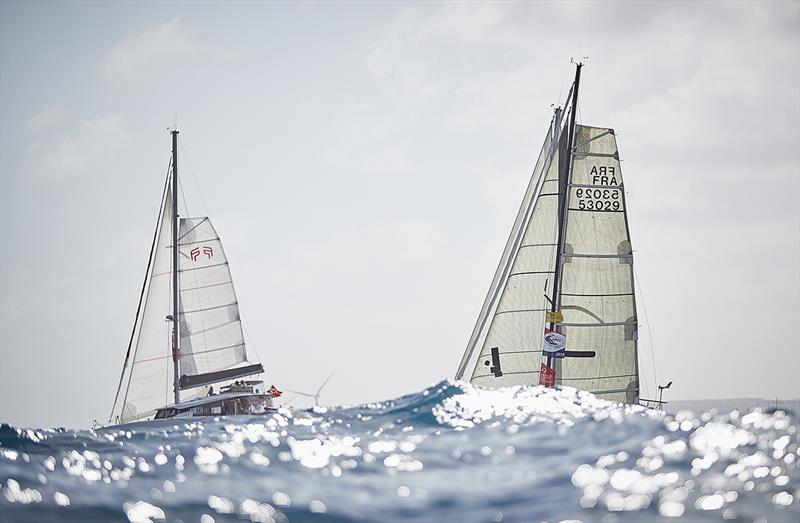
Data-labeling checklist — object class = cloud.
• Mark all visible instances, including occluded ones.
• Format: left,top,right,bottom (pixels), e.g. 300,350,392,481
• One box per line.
102,18,196,78
26,104,65,132
321,101,412,176
362,2,799,147
21,116,127,179
364,3,517,99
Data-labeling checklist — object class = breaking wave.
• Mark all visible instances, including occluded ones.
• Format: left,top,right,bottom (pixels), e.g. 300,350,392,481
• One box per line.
1,381,798,522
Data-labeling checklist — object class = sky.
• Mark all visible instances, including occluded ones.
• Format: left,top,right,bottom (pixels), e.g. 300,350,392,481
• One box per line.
1,1,798,429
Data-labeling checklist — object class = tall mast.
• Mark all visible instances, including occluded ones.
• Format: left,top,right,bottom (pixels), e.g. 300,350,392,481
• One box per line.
547,62,582,368
171,129,181,406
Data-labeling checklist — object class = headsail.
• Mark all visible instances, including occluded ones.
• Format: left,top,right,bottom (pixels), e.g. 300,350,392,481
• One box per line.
115,187,179,423
177,217,261,390
458,117,563,386
456,66,640,403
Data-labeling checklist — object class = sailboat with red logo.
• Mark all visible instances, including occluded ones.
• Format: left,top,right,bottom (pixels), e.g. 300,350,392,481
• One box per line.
107,130,279,426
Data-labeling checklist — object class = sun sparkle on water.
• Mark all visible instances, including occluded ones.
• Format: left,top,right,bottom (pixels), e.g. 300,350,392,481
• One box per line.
1,381,798,522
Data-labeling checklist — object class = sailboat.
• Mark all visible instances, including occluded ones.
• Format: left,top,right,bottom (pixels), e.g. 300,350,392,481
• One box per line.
455,62,657,406
107,130,278,426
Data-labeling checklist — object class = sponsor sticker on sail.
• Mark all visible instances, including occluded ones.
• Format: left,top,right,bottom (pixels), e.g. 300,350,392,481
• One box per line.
539,363,556,387
543,328,566,358
545,310,564,323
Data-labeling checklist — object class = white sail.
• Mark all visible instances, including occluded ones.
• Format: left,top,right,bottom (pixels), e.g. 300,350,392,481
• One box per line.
456,107,640,403
557,125,638,403
457,118,563,386
118,188,177,423
177,217,257,390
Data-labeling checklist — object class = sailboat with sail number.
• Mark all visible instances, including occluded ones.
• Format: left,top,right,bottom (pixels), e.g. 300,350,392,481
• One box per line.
107,130,280,427
455,62,663,407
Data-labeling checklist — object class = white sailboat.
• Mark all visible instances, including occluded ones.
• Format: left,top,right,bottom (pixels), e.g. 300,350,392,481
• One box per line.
455,62,660,406
108,130,279,426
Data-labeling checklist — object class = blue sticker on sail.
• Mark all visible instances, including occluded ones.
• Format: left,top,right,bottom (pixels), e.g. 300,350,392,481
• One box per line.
543,330,566,358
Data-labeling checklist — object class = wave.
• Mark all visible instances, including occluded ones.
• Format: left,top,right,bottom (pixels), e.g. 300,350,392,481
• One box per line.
1,381,798,522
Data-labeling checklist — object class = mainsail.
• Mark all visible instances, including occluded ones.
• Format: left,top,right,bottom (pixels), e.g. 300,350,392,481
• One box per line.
456,65,639,403
177,217,258,390
556,124,638,402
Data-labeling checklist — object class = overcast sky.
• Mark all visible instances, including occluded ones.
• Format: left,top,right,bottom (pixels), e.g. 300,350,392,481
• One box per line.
1,1,798,429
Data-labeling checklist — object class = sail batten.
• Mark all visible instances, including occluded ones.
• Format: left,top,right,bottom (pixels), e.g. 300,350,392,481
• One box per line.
180,302,239,315
178,261,229,273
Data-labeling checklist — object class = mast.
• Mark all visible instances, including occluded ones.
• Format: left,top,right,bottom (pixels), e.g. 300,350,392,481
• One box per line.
171,129,181,406
547,62,582,369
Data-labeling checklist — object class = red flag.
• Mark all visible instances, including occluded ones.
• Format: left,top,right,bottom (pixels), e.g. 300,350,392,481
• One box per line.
539,363,556,387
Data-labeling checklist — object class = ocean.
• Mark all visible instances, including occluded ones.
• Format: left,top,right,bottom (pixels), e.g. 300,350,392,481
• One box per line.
1,381,798,522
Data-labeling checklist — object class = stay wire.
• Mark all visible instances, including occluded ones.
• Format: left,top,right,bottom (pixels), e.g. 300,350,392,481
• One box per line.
633,263,659,398
178,136,210,217
178,175,190,217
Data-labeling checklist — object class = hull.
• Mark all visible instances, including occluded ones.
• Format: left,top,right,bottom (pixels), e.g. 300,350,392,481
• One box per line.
101,408,279,432
105,391,278,429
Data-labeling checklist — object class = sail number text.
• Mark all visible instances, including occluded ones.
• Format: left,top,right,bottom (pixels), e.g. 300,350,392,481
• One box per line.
574,166,621,211
575,188,620,210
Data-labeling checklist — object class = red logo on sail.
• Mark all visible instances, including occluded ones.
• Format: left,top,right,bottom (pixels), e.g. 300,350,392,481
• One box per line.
190,246,214,261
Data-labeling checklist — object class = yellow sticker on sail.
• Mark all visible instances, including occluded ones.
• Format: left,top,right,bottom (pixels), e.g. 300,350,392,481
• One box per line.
546,310,563,323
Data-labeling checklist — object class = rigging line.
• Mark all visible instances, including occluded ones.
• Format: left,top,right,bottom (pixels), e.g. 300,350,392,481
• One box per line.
177,218,209,242
109,157,172,423
178,136,211,218
165,340,170,408
556,82,564,108
240,309,265,368
173,150,207,388
178,175,190,218
632,274,651,400
639,346,651,405
633,263,658,398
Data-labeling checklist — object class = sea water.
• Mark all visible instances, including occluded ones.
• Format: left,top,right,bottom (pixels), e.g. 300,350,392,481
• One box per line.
1,381,798,523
